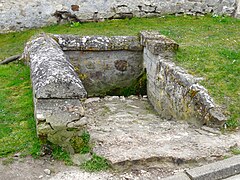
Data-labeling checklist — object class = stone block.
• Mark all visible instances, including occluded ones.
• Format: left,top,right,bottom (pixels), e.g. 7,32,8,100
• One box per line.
23,33,87,99
161,173,190,180
35,98,87,153
145,39,179,55
186,155,240,180
53,34,143,51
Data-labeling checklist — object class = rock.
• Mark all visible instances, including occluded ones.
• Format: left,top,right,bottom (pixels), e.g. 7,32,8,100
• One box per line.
44,169,51,175
128,95,139,100
38,175,44,179
71,153,92,166
104,96,119,101
85,97,101,104
13,153,21,157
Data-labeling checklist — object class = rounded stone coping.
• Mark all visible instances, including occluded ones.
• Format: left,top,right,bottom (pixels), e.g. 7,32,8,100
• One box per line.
24,34,87,99
52,34,143,51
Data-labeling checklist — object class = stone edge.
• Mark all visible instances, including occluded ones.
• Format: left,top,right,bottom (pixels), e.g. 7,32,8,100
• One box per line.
162,155,240,180
52,34,143,51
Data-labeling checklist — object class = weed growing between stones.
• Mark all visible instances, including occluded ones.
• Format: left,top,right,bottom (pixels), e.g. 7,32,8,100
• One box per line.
231,147,240,155
70,22,81,28
51,145,73,165
81,153,110,172
70,131,91,154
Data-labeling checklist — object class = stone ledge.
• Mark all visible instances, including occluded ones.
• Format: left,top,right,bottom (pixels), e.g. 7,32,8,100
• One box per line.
161,173,190,180
53,34,143,51
186,155,240,180
23,33,87,99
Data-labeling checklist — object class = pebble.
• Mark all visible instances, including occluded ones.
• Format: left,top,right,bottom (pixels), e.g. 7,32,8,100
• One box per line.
13,152,21,157
38,175,43,179
85,97,100,104
44,169,51,175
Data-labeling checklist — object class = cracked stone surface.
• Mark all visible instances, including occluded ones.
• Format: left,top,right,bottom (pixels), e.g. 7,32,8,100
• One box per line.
84,96,240,169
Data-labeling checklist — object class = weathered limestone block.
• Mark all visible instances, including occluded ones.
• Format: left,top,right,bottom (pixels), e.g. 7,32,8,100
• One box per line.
35,99,87,153
142,31,226,127
53,34,142,51
235,0,240,18
24,34,87,99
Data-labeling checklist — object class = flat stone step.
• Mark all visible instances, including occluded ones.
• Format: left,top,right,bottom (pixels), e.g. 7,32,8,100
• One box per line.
84,96,240,170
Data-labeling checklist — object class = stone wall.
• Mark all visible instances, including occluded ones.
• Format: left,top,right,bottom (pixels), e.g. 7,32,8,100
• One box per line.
53,34,144,96
140,31,226,127
0,0,239,33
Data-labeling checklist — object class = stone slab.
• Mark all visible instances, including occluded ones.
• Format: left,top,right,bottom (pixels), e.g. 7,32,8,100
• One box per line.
23,33,87,99
35,98,87,153
186,155,240,180
84,96,240,168
224,174,240,180
161,173,190,180
54,35,143,51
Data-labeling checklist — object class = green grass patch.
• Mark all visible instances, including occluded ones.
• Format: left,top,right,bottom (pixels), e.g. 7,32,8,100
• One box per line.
81,153,110,172
0,15,239,158
70,131,91,154
0,62,41,158
51,145,73,165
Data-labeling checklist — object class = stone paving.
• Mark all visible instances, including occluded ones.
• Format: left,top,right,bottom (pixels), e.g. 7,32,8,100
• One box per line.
85,96,240,166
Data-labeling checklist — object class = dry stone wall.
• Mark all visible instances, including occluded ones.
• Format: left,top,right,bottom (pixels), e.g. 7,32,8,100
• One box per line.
0,0,239,33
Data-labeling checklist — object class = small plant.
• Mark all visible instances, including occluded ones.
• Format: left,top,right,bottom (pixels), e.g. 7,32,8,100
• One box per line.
80,131,91,154
231,148,240,155
70,131,91,154
70,22,81,28
51,145,72,165
226,118,239,130
81,153,110,172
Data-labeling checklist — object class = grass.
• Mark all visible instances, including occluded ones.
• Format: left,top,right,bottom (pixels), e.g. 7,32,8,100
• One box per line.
0,15,239,160
81,153,110,172
0,62,40,158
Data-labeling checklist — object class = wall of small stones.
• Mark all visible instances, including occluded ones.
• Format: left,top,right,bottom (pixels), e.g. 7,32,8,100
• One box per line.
0,0,239,33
